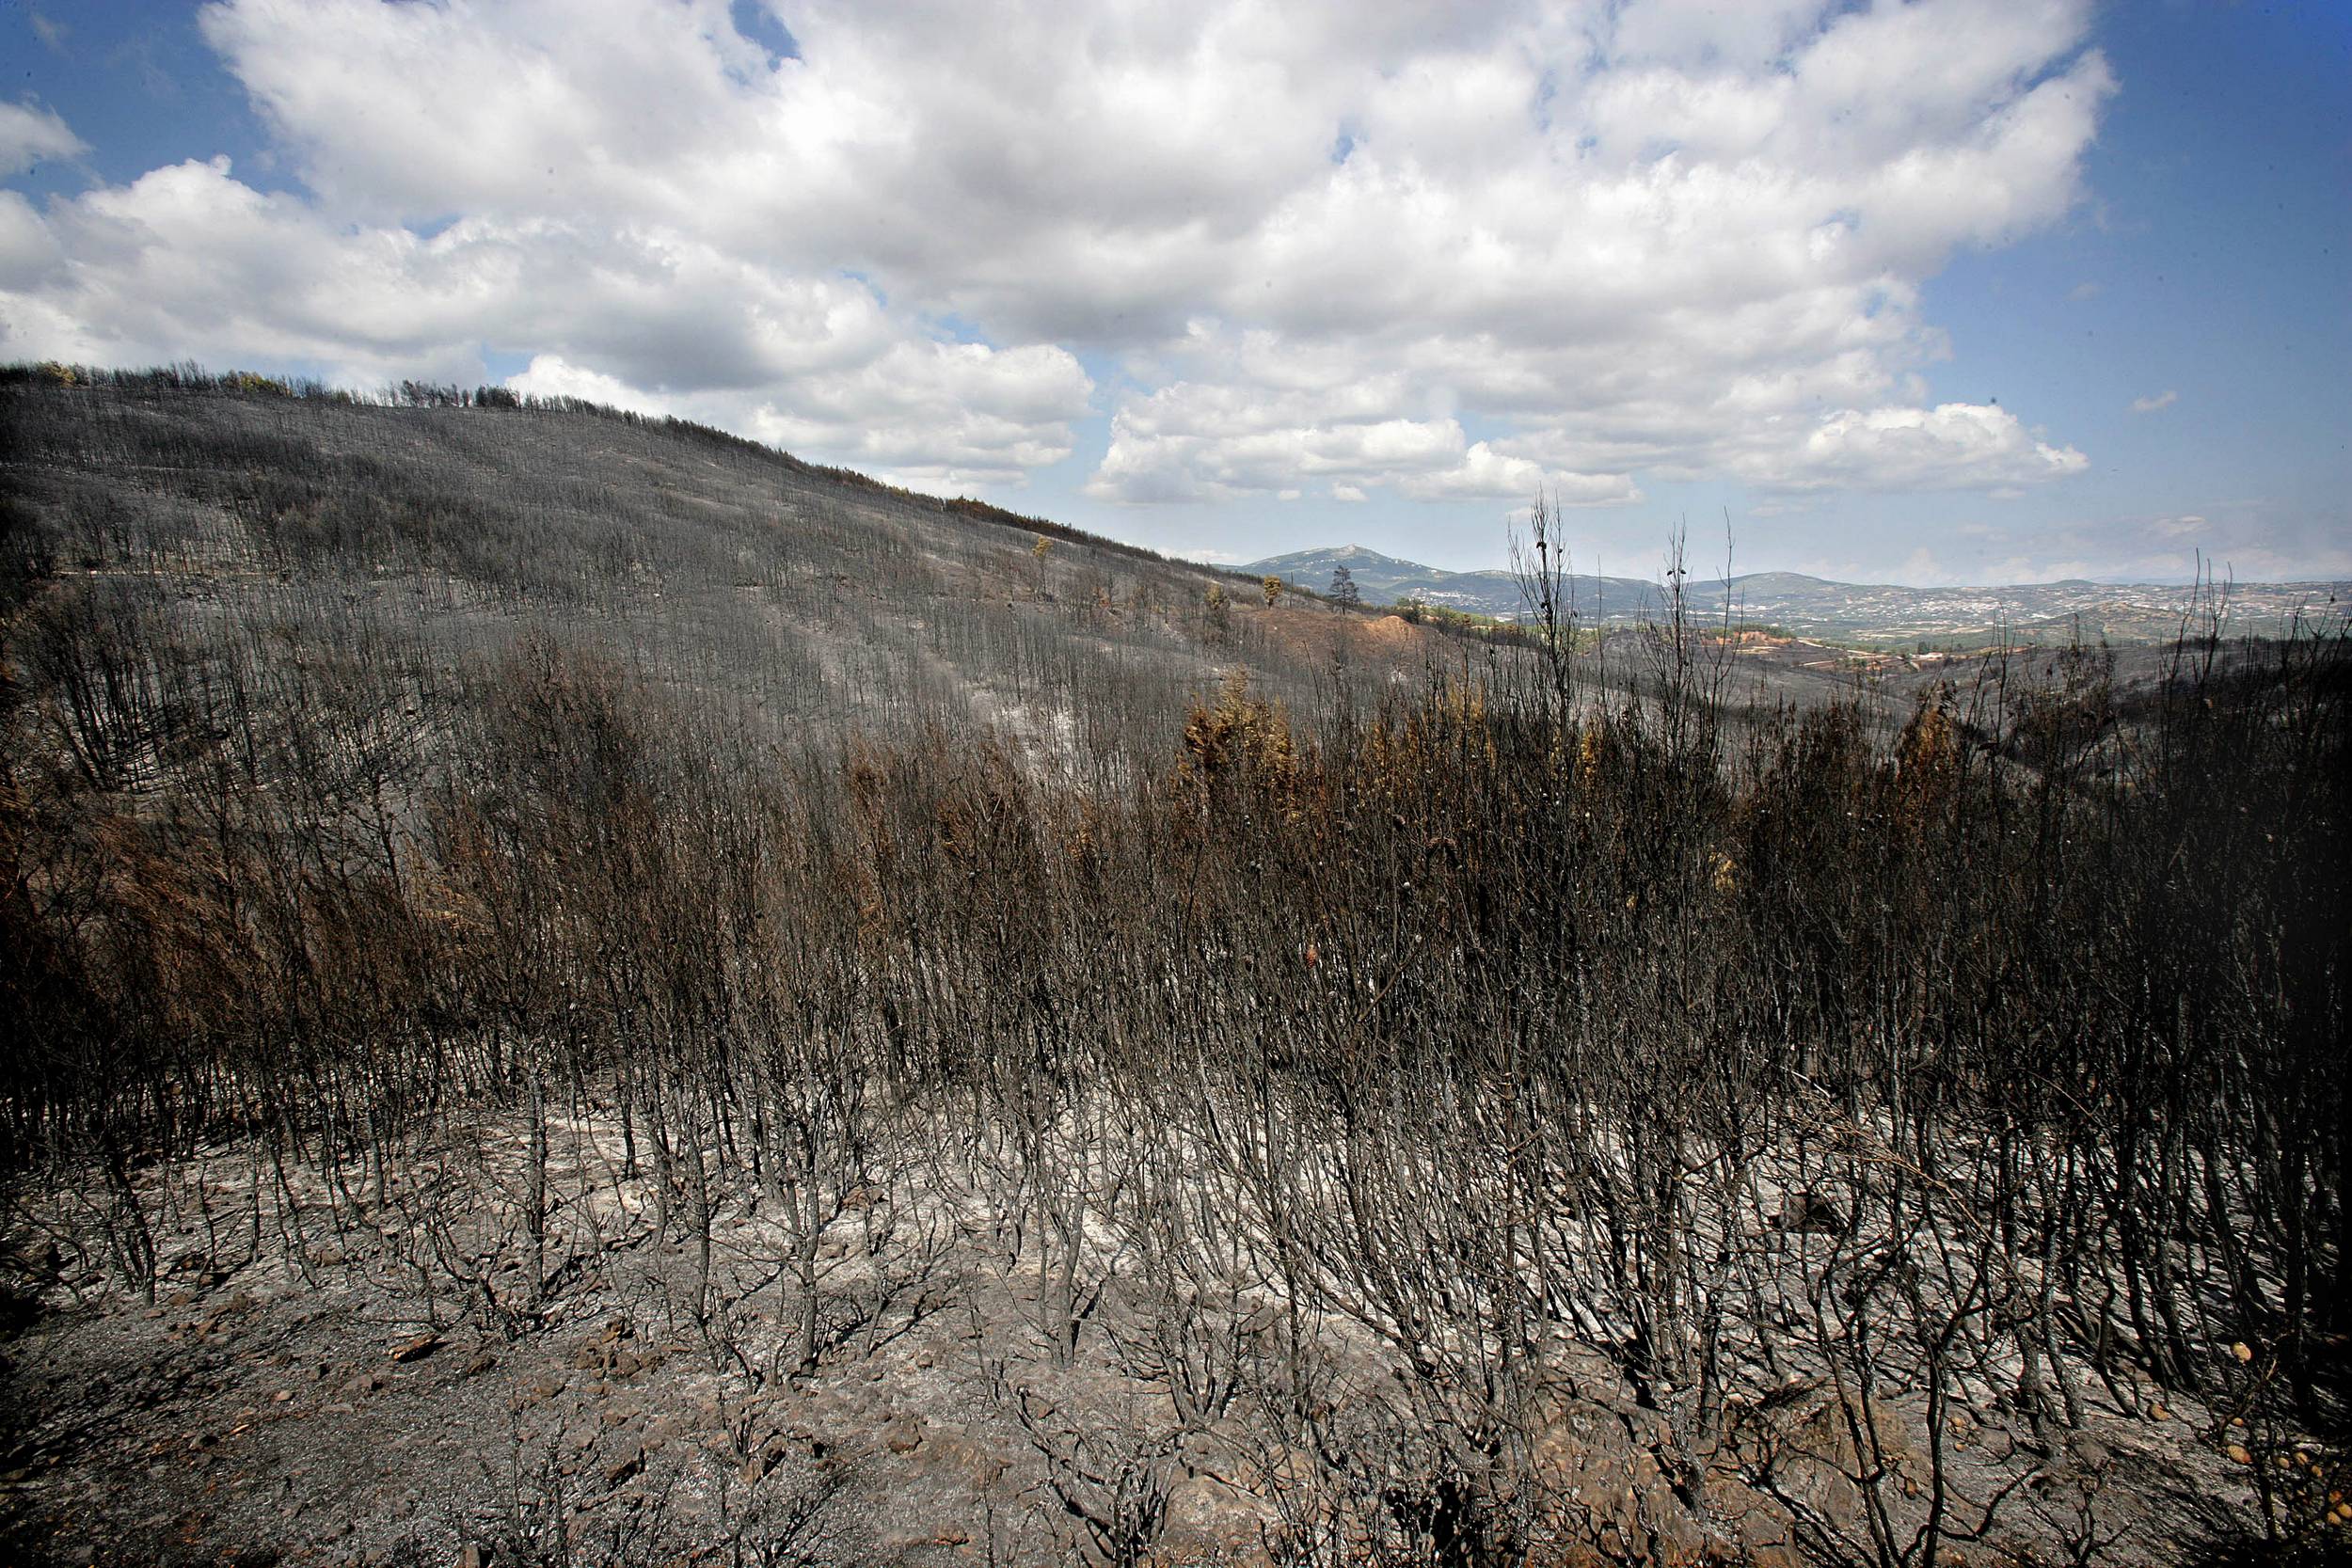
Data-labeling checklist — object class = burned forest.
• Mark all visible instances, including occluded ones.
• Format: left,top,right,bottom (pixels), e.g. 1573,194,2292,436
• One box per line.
1,369,2345,1568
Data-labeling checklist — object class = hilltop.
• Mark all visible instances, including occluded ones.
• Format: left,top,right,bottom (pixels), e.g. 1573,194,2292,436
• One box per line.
0,368,1477,782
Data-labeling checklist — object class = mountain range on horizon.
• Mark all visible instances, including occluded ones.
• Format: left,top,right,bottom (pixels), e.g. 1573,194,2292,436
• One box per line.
1242,543,2348,647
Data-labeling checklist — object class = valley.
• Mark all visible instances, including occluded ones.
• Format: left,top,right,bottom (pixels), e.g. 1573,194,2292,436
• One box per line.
1244,544,2348,649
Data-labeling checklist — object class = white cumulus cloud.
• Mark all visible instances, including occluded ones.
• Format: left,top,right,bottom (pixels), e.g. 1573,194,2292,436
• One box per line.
0,0,2110,503
1762,403,2090,494
0,102,85,176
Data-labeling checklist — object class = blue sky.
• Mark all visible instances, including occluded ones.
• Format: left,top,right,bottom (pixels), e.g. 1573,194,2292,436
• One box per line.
3,0,2344,584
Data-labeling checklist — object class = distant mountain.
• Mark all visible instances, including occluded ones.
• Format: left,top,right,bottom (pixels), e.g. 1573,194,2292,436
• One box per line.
1245,544,1667,621
1242,544,1466,602
1245,546,2350,647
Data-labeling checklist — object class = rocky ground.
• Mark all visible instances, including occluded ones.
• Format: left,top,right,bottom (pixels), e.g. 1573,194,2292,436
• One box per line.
0,1114,2332,1568
0,1233,1276,1567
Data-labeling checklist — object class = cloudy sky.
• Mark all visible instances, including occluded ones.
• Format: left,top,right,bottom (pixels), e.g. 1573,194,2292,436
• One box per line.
3,1,2344,583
